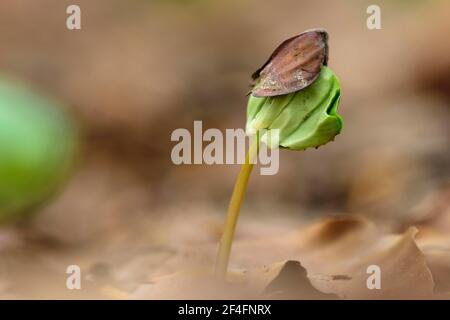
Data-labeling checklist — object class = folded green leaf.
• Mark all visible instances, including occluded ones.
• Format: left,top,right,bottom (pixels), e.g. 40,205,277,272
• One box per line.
246,66,343,151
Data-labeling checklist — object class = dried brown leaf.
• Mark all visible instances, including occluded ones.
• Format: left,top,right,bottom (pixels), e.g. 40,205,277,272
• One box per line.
233,216,436,299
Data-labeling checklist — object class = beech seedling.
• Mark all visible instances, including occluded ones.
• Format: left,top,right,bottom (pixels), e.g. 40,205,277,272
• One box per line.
215,29,343,279
0,79,78,223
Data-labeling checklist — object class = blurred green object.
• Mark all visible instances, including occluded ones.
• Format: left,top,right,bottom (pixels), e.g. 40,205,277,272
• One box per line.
0,79,78,223
246,66,342,150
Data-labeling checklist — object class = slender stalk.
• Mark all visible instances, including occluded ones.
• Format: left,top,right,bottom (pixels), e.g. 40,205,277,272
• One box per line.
215,138,259,280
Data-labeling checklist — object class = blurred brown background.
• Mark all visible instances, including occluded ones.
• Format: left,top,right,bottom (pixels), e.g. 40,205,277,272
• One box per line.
0,0,449,298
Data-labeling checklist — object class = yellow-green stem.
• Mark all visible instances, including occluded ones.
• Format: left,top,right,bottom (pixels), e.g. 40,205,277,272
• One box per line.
215,139,259,280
